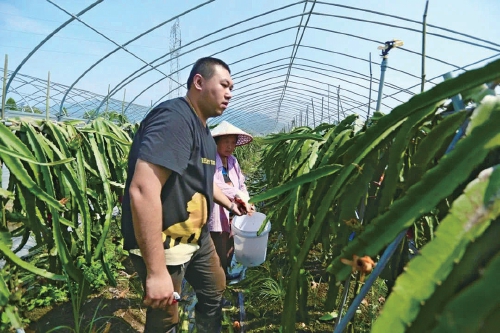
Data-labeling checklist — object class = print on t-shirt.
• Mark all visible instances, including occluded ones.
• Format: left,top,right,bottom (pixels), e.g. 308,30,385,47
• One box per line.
162,192,208,248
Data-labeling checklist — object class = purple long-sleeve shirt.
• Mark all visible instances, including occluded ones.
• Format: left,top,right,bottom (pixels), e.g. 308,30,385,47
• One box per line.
209,153,249,233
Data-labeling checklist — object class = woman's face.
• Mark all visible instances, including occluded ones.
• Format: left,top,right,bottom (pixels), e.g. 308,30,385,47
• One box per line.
216,135,238,158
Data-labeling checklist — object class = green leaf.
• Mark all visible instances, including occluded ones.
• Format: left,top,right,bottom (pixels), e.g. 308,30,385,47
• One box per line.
250,164,343,203
79,128,132,146
0,238,66,281
0,188,14,200
4,305,23,329
372,164,500,332
0,124,65,212
377,107,437,213
88,130,113,261
408,217,500,333
319,311,338,321
409,111,469,186
262,132,324,144
24,124,84,283
328,95,500,282
0,274,10,306
0,145,74,165
432,252,500,333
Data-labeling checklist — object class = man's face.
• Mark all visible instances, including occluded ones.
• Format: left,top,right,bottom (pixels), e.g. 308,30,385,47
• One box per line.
200,65,233,118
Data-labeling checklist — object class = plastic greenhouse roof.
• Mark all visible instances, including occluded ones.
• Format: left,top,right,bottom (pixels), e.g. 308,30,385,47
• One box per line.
1,0,499,135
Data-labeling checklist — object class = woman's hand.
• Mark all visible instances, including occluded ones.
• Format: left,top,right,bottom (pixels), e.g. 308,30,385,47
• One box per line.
234,195,256,216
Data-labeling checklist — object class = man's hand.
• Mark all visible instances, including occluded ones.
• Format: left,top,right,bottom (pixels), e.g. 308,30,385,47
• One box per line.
144,267,177,309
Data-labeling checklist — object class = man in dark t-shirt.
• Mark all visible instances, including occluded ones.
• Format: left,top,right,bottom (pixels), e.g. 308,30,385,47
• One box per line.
121,57,250,333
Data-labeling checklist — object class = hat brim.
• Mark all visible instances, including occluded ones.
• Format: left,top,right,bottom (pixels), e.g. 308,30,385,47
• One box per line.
213,133,253,146
211,121,253,146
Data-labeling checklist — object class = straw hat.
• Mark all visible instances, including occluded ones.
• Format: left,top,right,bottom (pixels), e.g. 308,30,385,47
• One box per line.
211,121,253,146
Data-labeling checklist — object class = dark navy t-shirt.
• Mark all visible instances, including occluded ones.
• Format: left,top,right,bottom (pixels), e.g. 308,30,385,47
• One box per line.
121,97,216,256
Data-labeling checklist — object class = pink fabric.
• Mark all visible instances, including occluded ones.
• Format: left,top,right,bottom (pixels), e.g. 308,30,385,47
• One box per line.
209,153,249,233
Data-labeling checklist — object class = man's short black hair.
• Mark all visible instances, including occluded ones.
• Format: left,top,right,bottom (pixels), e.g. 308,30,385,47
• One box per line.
187,57,231,90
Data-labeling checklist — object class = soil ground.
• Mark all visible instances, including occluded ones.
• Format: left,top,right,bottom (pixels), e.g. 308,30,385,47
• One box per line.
23,236,378,333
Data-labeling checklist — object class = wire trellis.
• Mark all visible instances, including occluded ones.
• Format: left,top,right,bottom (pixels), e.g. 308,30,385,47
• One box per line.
2,69,150,123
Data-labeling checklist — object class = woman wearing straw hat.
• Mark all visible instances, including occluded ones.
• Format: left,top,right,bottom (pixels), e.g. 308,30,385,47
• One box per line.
209,121,255,282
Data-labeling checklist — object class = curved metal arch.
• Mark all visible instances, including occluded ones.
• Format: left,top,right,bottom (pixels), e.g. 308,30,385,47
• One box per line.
228,98,317,124
5,0,104,96
236,98,309,116
234,89,321,109
289,73,396,105
229,86,287,106
135,8,470,122
232,60,368,98
229,93,311,114
57,0,214,116
103,2,308,114
290,66,409,103
286,81,366,111
232,64,291,85
229,45,294,69
230,65,397,110
226,85,368,126
305,26,463,70
342,51,500,115
230,82,367,115
221,46,412,106
233,71,290,92
241,107,340,132
121,23,305,115
9,0,496,132
233,86,366,121
275,0,317,129
231,72,376,111
299,44,436,83
292,58,414,95
230,57,412,103
231,57,290,78
311,12,500,53
236,83,371,117
231,76,289,103
229,44,426,97
316,1,500,49
140,25,304,114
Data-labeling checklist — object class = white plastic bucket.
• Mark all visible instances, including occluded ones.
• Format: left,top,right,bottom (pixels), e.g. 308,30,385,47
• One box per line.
232,212,271,267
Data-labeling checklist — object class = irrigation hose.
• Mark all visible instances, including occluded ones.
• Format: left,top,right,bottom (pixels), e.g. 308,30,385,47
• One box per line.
333,230,407,333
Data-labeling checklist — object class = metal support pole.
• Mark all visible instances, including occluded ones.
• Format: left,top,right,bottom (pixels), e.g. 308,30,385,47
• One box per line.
375,56,388,112
1,55,7,120
367,52,373,119
121,89,126,117
105,84,110,113
305,105,309,127
46,71,50,121
421,0,429,93
321,97,324,123
311,98,316,128
328,84,331,123
337,85,340,123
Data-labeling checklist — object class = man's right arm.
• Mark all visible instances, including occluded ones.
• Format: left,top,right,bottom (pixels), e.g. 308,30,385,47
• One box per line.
129,158,174,308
